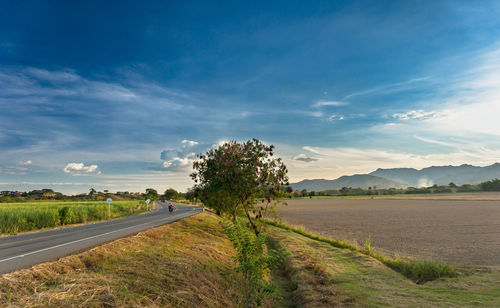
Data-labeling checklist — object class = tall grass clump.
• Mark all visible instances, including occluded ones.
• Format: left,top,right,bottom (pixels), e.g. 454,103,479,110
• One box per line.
0,201,148,234
264,219,457,283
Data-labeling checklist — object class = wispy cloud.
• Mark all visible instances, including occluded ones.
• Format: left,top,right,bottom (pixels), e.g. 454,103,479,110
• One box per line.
378,45,500,138
325,114,344,121
312,100,349,108
392,109,440,121
343,77,430,99
413,135,456,148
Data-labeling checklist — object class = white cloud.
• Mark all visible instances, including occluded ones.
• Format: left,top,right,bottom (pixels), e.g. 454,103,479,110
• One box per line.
392,109,440,121
326,114,344,121
181,139,198,147
378,46,500,139
312,101,349,108
18,160,32,165
158,140,212,172
63,163,100,175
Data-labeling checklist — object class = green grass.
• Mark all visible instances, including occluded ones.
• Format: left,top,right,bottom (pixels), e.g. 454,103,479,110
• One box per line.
267,224,500,307
0,201,149,234
264,219,457,283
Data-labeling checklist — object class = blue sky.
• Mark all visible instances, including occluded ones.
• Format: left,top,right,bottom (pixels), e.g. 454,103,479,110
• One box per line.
2,0,500,193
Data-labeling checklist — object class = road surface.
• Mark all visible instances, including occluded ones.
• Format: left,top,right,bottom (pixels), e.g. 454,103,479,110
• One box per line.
0,202,203,274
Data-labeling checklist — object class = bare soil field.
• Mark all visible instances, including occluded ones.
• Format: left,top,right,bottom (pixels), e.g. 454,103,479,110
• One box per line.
354,192,500,201
275,197,500,265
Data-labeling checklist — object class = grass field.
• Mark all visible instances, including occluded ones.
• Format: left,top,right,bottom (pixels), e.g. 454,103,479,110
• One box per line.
276,197,500,265
0,201,149,234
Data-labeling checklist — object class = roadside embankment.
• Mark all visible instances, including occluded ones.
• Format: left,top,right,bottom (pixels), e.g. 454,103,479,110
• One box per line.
0,212,243,307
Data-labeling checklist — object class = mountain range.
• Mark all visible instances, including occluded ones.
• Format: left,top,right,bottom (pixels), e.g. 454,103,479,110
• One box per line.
291,163,500,191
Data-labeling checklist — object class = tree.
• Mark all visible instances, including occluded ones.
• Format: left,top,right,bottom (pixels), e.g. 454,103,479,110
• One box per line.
89,188,96,197
479,178,500,191
145,188,159,201
340,187,351,196
184,187,197,202
163,188,179,201
191,139,289,235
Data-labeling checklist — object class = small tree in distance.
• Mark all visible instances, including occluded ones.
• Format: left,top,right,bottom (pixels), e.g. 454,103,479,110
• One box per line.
163,188,179,200
145,188,159,201
191,139,289,235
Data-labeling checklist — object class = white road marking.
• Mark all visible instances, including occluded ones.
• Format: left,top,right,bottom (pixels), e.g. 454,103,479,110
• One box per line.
0,208,202,264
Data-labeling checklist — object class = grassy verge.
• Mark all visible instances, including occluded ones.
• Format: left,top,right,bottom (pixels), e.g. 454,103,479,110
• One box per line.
0,201,149,234
266,223,500,307
0,212,247,307
264,219,456,283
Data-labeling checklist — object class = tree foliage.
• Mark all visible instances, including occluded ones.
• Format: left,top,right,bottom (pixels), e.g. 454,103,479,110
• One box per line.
163,188,179,200
191,139,289,234
479,178,500,191
145,188,159,201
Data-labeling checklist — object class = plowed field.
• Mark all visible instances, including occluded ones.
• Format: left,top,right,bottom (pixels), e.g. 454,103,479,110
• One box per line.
276,197,500,265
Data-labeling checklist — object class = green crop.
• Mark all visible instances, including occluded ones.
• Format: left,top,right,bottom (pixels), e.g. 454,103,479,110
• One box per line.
0,201,148,234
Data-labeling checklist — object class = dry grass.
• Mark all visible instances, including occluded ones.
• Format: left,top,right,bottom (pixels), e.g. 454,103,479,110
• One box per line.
0,212,245,307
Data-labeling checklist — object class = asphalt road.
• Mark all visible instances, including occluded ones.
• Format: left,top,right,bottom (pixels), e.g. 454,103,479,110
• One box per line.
0,201,203,274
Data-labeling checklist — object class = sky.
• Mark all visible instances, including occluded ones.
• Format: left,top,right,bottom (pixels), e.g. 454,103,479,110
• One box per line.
2,0,500,194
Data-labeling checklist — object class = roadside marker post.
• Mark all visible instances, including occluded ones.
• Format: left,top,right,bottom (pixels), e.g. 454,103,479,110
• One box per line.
145,199,151,211
106,198,112,219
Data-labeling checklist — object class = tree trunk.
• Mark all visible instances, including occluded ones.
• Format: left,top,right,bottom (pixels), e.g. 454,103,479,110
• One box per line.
244,206,259,235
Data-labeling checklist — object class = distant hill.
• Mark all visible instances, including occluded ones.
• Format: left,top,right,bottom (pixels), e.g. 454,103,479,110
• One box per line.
291,174,407,191
370,163,500,186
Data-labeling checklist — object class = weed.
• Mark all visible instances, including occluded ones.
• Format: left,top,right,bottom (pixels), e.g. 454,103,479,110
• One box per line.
364,236,372,255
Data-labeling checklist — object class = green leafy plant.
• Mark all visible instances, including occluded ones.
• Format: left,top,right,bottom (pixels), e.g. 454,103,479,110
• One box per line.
220,220,286,307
